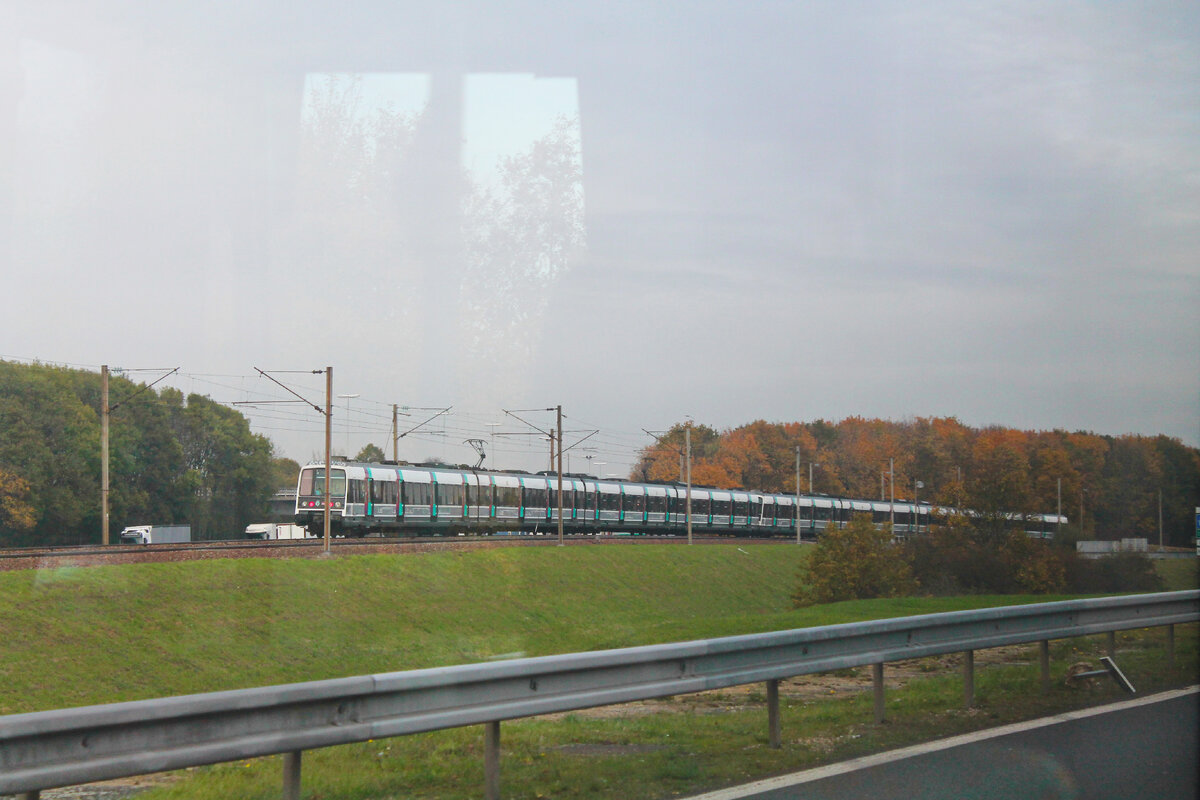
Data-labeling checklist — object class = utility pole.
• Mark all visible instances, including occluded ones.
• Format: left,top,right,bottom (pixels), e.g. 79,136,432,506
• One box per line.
644,424,692,544
324,367,332,554
914,479,924,534
794,446,801,545
557,405,564,546
101,365,109,545
1158,489,1163,548
810,461,816,536
505,406,592,541
1057,478,1062,538
889,458,894,533
685,424,693,545
392,404,399,461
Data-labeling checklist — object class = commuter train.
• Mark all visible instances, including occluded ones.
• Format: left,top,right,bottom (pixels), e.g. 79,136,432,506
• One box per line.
294,461,1067,539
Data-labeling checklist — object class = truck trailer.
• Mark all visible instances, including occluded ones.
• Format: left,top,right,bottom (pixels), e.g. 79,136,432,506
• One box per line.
118,525,191,545
244,523,310,540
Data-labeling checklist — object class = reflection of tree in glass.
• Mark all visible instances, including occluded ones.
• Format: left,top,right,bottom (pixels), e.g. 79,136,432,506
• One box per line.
287,75,425,340
460,115,586,400
288,81,584,406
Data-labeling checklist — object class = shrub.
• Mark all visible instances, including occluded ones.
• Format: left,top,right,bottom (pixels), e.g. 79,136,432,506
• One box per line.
1065,552,1164,593
907,518,1067,595
793,514,916,606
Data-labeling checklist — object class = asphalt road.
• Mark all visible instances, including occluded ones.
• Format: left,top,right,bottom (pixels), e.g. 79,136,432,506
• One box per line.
688,688,1198,800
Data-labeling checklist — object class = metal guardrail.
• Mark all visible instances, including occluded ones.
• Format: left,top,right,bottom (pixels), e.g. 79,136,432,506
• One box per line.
1,590,1196,798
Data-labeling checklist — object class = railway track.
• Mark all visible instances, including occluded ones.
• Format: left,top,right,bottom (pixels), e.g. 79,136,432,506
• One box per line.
0,534,791,571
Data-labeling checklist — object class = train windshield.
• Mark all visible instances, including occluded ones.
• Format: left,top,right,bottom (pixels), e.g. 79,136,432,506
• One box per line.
299,467,346,497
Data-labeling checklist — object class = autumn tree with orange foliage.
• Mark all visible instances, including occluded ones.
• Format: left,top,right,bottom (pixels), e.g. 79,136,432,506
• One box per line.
0,468,37,536
635,417,1199,546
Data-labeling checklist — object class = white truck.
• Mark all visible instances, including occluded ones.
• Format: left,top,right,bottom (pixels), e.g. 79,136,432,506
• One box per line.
244,523,310,540
118,524,191,545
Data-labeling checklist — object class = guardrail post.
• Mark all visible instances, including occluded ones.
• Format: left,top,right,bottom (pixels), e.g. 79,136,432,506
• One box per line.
767,679,781,748
283,750,302,800
1166,624,1175,669
485,720,501,800
1039,640,1050,693
962,650,974,708
872,663,885,723
1106,630,1116,658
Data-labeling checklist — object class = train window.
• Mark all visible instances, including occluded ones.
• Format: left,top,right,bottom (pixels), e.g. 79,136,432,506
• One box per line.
646,493,666,513
624,492,645,513
598,490,621,511
301,468,346,496
469,483,492,506
437,484,464,506
555,486,575,510
370,481,397,505
403,482,432,505
494,486,521,507
524,487,548,509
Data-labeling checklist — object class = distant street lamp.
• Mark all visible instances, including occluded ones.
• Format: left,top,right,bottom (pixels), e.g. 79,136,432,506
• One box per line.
914,480,925,534
810,462,819,536
337,393,359,457
485,422,502,470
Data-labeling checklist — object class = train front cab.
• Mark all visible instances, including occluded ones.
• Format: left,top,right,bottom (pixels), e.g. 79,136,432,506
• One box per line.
295,464,348,533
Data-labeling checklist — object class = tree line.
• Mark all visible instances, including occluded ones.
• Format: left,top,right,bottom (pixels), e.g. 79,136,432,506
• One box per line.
635,418,1200,547
0,361,295,546
793,513,1166,606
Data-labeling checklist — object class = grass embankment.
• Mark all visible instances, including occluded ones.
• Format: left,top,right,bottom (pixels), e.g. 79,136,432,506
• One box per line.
0,545,1195,799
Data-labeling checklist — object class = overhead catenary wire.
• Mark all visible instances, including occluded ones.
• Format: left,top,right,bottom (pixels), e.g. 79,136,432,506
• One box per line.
34,362,647,472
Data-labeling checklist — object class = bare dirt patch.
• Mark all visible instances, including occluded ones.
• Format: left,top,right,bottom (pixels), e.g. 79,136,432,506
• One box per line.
26,773,179,800
544,645,1039,722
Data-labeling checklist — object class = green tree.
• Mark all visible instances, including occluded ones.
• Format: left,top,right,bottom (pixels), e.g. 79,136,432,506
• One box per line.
793,514,915,606
354,443,387,463
1095,435,1164,539
269,457,301,491
0,362,99,544
1152,435,1200,547
0,361,282,546
167,393,274,541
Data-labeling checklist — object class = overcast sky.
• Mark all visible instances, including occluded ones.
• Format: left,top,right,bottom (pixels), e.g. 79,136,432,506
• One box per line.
2,1,1197,475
